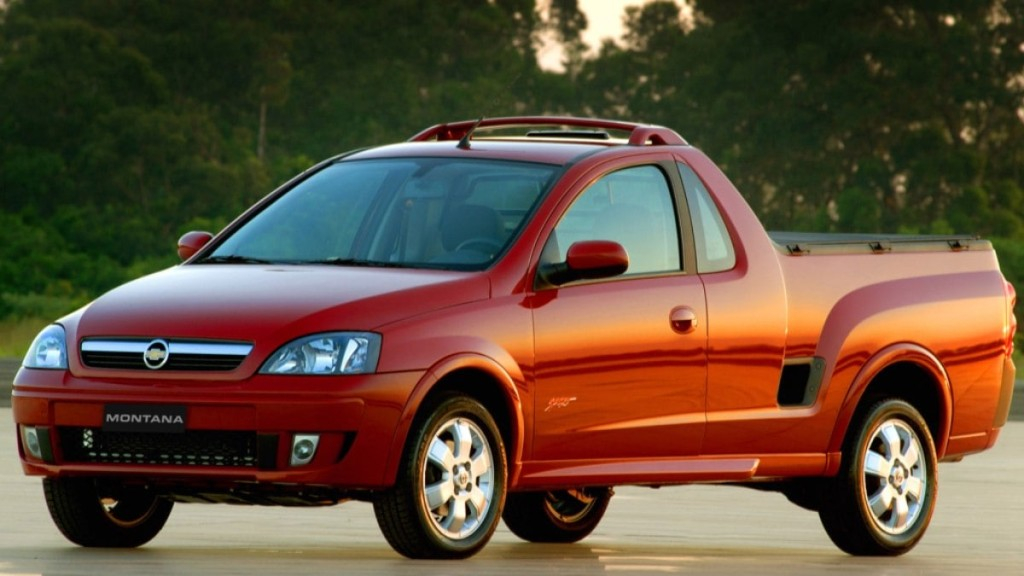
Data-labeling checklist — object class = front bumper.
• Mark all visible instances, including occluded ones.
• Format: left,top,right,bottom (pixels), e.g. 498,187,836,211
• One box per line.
11,366,422,492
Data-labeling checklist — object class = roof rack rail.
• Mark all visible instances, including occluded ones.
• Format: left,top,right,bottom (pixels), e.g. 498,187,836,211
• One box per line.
409,116,687,147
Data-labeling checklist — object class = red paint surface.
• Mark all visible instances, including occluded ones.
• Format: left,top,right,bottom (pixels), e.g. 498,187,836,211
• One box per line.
13,119,1015,495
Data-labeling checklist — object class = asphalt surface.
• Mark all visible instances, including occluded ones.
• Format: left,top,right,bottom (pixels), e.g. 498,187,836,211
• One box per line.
2,407,1022,575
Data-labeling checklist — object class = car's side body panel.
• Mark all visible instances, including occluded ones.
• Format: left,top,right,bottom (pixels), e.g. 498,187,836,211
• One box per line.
10,117,1015,558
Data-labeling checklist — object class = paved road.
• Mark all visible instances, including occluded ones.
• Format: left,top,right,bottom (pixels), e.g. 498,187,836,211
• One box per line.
2,407,1022,575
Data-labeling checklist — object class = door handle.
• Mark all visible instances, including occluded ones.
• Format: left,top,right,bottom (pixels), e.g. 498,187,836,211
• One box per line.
670,306,698,334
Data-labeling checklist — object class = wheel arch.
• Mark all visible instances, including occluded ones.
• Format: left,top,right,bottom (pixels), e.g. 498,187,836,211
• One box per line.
381,353,525,486
826,343,952,474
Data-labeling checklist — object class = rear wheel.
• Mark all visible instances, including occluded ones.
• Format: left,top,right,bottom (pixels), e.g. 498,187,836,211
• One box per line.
374,394,507,559
818,398,937,555
43,477,173,547
503,487,612,543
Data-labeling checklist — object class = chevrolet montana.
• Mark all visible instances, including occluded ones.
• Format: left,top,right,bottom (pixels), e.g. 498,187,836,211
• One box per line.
12,117,1017,559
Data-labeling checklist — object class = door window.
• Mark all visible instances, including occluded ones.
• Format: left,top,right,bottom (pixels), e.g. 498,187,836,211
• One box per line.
678,162,736,273
547,165,681,276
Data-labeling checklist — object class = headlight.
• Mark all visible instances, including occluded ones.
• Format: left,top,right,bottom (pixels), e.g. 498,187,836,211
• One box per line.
260,332,381,375
24,324,68,370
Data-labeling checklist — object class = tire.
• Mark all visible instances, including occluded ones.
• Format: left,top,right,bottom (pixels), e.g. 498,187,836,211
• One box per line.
503,487,613,543
43,477,173,547
373,394,507,559
818,398,937,555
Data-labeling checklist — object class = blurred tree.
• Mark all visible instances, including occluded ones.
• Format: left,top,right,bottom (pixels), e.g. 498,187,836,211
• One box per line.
0,0,1020,319
0,0,574,308
0,1,268,297
575,0,1024,235
544,0,589,76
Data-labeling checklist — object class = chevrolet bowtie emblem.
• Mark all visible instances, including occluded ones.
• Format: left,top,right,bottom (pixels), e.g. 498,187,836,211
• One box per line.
143,339,170,370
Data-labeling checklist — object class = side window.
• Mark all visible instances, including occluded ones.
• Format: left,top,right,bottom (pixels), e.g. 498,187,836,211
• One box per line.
549,165,681,276
678,162,736,273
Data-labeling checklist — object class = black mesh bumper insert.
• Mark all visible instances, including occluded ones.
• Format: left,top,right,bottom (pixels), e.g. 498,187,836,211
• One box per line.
58,427,260,468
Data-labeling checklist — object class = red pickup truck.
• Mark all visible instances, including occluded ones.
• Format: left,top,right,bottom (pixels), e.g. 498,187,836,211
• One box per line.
13,117,1016,559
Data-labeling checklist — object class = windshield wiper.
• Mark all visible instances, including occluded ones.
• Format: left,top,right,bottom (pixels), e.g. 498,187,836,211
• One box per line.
196,255,275,264
294,258,408,268
197,255,410,268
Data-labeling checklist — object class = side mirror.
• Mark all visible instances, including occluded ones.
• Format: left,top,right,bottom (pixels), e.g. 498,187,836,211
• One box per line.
177,231,213,261
540,240,629,286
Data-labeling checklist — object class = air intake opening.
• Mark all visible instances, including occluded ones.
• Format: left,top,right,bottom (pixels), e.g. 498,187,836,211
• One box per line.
777,357,826,407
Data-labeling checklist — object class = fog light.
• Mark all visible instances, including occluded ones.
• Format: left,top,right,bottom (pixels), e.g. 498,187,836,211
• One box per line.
21,426,43,460
290,434,320,467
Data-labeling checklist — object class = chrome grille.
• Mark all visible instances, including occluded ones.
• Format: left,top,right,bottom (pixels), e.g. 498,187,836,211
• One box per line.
81,339,252,371
58,427,259,467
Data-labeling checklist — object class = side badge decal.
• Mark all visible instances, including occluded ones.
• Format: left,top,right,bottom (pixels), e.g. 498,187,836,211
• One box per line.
545,396,577,412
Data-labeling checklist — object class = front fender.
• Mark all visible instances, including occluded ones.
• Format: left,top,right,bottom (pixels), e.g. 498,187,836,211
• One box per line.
380,352,526,487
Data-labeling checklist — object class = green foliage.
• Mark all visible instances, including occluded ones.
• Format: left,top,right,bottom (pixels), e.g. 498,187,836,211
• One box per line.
0,0,1021,339
0,0,554,330
992,238,1024,290
991,237,1024,357
0,293,87,322
0,316,55,358
835,188,882,233
574,0,1023,238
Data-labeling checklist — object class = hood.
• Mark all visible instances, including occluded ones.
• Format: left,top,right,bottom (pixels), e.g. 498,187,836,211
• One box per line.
72,264,490,345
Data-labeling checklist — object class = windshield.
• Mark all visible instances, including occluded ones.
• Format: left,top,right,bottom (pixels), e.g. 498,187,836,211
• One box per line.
205,158,557,270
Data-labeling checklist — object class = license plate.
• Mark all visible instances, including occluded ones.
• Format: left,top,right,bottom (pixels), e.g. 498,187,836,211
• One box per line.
103,404,187,433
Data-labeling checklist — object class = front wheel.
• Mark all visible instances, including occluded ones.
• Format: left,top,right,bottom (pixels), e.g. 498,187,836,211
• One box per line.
43,477,173,547
503,487,613,543
373,394,507,559
818,398,937,555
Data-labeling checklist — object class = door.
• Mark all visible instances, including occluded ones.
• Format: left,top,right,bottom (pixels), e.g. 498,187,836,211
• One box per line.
529,164,707,461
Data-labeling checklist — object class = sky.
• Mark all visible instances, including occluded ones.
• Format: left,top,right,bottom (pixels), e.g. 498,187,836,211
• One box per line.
539,0,683,71
578,0,648,50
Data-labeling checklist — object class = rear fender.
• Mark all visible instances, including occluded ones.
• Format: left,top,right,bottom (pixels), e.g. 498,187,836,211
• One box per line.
814,272,1005,475
825,343,951,474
